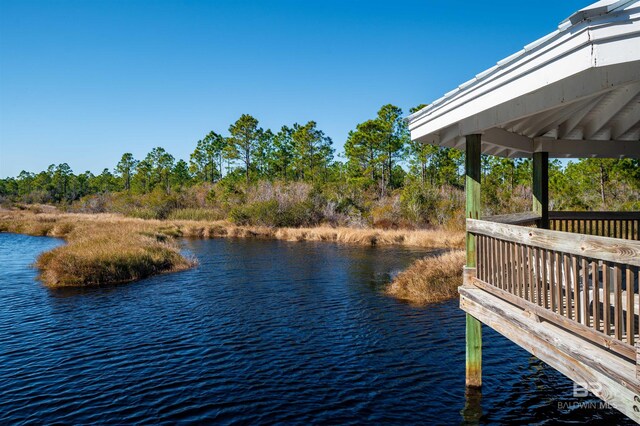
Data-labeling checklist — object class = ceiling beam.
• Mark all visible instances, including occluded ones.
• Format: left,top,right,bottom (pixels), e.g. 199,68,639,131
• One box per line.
482,128,533,152
534,137,640,158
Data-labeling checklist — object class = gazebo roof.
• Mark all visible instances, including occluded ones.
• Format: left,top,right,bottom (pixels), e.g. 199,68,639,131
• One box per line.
407,0,640,158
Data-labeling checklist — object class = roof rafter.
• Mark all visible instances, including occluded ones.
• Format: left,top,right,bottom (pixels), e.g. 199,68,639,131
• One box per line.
612,97,640,138
583,82,640,138
557,94,606,138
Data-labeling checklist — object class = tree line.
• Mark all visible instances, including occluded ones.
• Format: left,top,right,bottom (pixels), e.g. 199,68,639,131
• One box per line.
1,105,458,201
1,104,638,223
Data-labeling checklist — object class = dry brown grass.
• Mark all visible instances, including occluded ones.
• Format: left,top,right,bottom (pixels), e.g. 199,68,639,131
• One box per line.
0,210,464,249
0,211,194,287
385,250,465,305
0,209,464,287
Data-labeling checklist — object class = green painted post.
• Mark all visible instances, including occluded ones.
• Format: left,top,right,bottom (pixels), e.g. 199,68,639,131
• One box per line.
533,152,549,229
466,314,482,388
465,134,482,388
465,134,481,266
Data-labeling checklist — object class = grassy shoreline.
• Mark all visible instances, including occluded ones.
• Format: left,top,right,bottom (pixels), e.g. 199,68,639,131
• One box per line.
0,209,465,294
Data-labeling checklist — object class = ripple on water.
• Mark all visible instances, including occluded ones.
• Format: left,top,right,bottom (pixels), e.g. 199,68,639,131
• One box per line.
0,234,632,424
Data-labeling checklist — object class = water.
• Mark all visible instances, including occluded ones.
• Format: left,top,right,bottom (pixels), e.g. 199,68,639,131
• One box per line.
0,233,631,425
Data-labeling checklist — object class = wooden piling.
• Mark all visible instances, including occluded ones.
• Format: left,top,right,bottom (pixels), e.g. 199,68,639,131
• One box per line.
465,134,482,388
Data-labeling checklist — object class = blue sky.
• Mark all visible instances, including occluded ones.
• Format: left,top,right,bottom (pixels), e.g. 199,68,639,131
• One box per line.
0,0,588,178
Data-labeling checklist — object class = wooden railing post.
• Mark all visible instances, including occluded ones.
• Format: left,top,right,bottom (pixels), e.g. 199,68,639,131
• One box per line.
533,152,549,229
465,134,482,388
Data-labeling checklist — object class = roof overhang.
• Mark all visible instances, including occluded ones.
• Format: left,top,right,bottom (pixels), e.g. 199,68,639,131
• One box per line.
408,0,640,158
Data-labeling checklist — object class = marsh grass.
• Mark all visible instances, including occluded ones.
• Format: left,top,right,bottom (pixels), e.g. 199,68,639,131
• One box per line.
0,211,194,287
385,250,465,305
0,209,464,288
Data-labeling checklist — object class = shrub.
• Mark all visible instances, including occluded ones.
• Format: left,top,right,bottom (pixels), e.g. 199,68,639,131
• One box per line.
229,199,317,227
167,208,222,221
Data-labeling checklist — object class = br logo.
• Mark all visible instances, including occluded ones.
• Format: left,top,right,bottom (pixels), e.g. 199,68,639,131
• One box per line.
573,382,602,398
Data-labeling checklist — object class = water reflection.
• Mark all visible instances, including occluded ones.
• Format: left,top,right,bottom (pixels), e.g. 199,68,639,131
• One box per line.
461,387,483,425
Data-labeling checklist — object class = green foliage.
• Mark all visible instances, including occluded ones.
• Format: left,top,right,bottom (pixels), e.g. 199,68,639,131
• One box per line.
190,131,226,183
481,156,532,215
3,104,639,228
228,114,262,183
167,208,222,221
290,121,334,182
115,153,138,191
229,199,316,227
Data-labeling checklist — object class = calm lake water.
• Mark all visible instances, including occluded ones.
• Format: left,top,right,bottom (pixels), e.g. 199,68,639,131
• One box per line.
0,233,631,425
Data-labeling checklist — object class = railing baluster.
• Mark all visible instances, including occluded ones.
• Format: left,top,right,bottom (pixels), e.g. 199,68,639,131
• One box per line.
498,240,507,290
592,260,600,331
527,245,534,303
603,260,611,336
513,243,519,297
516,243,522,298
495,237,500,284
582,257,590,327
483,235,488,281
614,264,623,340
523,244,529,301
564,253,571,319
555,252,563,316
573,255,580,323
487,237,498,286
479,235,484,280
537,248,543,306
501,239,507,290
626,265,635,346
542,249,548,309
628,220,632,240
506,241,513,294
549,251,556,312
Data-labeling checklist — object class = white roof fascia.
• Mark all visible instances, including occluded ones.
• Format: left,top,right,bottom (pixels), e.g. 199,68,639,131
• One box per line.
407,1,640,143
565,0,635,24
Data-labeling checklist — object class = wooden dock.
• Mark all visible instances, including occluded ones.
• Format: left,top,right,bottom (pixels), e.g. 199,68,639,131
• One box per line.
460,213,640,421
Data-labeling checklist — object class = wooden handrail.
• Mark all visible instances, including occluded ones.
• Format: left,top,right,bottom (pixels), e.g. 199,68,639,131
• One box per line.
548,211,639,240
468,219,640,267
483,212,540,225
549,211,640,220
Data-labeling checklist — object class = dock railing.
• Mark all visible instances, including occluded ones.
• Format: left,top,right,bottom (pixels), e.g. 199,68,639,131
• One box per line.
549,211,640,240
468,217,640,362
